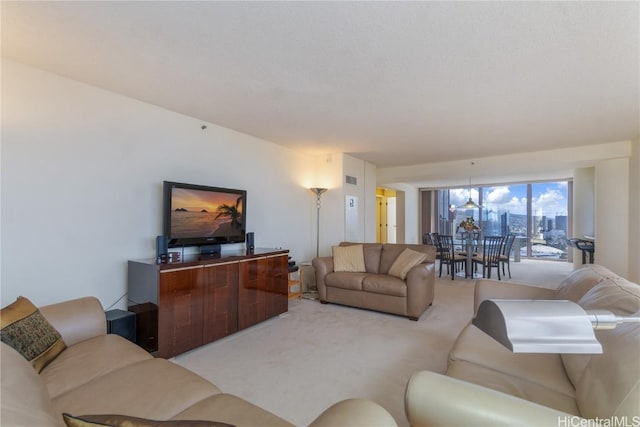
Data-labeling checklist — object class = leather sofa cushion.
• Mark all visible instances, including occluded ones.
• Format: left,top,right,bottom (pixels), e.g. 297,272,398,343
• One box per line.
578,276,640,316
379,245,407,275
40,297,107,348
172,394,294,427
566,278,640,418
575,314,640,419
42,334,153,398
561,277,640,389
1,342,62,427
554,264,622,302
325,272,367,291
362,275,407,297
52,359,221,421
448,325,575,397
447,359,580,415
362,244,383,273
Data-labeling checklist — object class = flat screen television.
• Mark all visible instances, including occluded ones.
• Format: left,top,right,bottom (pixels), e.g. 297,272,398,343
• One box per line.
163,181,246,248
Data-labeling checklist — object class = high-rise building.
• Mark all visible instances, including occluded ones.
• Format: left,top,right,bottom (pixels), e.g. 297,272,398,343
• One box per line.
555,215,568,233
500,212,509,235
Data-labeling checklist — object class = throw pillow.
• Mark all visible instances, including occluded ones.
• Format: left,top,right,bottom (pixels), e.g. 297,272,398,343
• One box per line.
62,413,235,427
388,248,427,280
332,244,366,272
0,296,66,372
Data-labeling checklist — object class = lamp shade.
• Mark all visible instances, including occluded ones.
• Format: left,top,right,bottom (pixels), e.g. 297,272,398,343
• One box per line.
473,299,603,354
310,187,328,196
462,197,480,209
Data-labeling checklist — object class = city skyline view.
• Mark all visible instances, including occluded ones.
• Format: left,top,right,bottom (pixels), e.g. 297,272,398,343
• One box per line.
437,180,571,259
448,182,568,217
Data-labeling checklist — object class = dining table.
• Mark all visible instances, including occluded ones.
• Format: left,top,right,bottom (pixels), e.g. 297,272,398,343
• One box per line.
456,230,483,279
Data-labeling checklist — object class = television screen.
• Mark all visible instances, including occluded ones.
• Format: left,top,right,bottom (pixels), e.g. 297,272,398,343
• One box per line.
163,181,246,247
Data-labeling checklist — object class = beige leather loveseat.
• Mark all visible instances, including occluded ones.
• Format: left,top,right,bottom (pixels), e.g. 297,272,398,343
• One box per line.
405,264,640,426
1,296,397,427
313,243,436,320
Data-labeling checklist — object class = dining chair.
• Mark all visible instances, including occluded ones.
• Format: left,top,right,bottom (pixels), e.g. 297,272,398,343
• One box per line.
500,233,516,279
428,232,442,260
472,235,506,280
437,235,466,280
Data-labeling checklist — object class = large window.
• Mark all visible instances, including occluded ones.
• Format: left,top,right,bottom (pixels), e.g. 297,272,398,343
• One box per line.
432,180,571,261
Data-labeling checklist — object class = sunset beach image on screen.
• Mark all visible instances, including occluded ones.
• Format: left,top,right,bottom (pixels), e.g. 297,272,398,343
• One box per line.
170,187,243,239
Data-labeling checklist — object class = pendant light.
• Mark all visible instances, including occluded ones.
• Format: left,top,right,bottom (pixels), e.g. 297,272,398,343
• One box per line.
459,161,481,209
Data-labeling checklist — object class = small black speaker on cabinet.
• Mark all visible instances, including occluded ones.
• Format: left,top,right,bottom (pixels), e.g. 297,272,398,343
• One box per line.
246,232,255,254
105,309,136,343
156,235,168,262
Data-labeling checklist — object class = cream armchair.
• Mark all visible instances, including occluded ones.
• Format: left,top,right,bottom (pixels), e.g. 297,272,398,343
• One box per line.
405,371,576,427
405,264,640,426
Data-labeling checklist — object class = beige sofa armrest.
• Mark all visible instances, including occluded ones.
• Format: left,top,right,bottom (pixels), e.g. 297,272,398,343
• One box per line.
406,263,436,319
405,371,578,427
308,398,397,427
473,279,556,316
39,296,106,347
312,257,334,300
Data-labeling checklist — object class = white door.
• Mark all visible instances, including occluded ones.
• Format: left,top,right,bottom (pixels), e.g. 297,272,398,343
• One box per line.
387,197,397,243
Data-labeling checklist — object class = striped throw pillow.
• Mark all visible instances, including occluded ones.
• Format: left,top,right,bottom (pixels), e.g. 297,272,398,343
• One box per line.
388,248,427,280
332,245,366,272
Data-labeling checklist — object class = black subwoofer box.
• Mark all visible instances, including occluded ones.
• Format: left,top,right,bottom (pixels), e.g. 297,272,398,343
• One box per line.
128,303,158,353
105,309,136,343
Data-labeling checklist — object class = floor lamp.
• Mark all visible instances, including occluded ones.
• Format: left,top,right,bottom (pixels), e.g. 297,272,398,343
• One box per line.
473,299,640,354
303,187,327,300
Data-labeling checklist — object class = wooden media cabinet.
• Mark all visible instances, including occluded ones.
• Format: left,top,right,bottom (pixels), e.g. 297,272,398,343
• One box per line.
128,248,289,358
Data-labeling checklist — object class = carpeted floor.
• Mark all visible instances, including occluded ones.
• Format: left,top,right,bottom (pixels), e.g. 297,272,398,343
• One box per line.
173,259,573,426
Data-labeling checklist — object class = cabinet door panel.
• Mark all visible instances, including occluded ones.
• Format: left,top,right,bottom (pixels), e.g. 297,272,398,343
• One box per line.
238,259,266,330
202,263,239,343
158,267,203,358
265,255,288,319
238,256,288,330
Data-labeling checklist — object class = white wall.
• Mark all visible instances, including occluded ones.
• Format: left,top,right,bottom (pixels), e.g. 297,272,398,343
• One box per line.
1,60,317,308
342,154,377,244
310,153,376,254
629,138,640,283
572,167,595,269
395,184,420,244
363,161,377,243
377,142,632,189
595,158,630,277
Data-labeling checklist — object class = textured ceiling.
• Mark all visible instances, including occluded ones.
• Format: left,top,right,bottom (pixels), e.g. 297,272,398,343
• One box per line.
2,1,639,168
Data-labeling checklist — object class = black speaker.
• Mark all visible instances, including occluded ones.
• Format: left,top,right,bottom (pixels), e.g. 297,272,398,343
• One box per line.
156,235,168,260
128,303,158,353
246,232,255,254
105,309,136,343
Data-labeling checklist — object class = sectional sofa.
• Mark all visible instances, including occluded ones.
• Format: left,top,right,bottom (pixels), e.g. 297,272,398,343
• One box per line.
405,264,640,426
1,296,397,427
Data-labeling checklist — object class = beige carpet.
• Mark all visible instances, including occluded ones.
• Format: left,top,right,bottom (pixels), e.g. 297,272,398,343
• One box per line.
173,260,573,426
